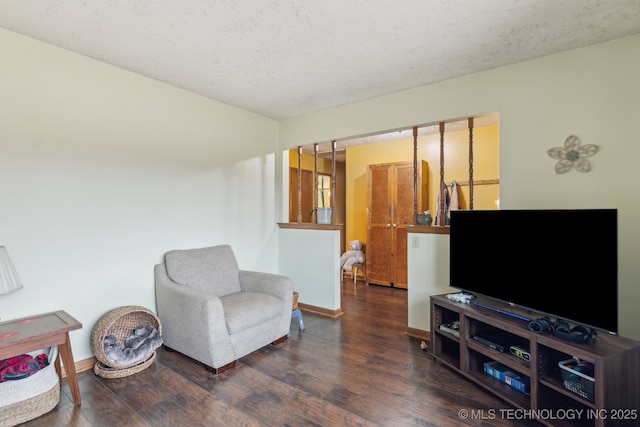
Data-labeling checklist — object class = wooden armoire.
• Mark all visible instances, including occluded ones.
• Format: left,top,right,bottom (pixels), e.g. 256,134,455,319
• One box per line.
366,161,427,288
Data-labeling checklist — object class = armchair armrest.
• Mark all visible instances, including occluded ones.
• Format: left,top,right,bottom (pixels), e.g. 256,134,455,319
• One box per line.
155,264,235,367
239,270,293,305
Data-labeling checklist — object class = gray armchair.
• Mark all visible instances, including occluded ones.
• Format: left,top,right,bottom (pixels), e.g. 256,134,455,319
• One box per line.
154,244,293,374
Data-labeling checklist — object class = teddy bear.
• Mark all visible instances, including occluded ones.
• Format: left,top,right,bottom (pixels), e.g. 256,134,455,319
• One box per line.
340,240,365,272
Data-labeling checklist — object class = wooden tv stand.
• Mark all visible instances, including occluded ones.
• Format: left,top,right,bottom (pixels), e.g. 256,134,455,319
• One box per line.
430,294,640,427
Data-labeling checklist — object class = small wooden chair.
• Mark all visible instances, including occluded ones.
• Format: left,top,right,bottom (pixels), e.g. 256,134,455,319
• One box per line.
351,262,366,285
291,292,305,334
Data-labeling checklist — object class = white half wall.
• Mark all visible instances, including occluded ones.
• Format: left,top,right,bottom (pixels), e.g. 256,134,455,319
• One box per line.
278,228,341,312
407,233,451,333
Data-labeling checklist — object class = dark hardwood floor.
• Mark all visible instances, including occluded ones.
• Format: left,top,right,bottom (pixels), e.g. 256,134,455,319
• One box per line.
20,282,541,427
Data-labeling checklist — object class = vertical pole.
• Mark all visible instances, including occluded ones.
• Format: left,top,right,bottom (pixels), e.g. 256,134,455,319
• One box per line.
468,117,474,211
297,146,302,223
331,140,337,224
438,122,445,226
314,143,319,223
413,126,418,224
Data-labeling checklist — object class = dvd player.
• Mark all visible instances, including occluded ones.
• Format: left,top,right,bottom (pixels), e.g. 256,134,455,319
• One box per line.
472,329,528,354
472,330,512,352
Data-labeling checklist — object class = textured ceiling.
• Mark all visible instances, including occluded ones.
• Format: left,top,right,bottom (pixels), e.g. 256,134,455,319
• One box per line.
2,0,640,123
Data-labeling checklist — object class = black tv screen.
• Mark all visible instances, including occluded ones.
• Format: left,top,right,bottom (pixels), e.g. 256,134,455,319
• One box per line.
449,209,618,335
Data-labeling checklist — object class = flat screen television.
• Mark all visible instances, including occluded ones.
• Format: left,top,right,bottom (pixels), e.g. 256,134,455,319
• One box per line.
449,209,618,336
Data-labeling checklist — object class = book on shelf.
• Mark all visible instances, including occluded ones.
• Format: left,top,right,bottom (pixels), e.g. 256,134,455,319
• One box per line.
439,320,460,337
483,361,530,394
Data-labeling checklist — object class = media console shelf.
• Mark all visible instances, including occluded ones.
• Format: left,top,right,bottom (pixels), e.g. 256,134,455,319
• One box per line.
430,294,640,427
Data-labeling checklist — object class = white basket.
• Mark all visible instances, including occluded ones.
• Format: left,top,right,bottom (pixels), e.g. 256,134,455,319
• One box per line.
558,358,595,401
0,346,60,426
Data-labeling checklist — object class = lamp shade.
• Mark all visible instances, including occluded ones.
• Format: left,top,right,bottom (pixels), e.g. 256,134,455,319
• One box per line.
0,246,23,295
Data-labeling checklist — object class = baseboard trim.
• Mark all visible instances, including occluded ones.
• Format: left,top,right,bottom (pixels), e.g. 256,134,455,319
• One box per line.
61,356,96,378
406,327,429,341
298,303,344,318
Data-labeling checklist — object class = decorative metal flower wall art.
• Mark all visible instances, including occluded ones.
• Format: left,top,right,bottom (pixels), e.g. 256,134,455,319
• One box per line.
547,135,598,174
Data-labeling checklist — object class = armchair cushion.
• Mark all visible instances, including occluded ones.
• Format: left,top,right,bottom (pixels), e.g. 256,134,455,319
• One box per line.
220,292,283,335
165,245,241,297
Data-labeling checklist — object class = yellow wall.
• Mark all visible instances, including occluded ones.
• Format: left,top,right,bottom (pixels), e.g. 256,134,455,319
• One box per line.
288,150,333,173
344,124,500,245
418,125,500,212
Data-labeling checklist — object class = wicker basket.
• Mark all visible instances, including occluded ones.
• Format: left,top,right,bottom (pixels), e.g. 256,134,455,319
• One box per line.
93,352,157,379
0,346,60,426
90,306,162,377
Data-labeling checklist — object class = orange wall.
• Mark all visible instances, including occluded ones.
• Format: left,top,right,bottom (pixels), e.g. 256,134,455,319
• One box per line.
344,125,500,245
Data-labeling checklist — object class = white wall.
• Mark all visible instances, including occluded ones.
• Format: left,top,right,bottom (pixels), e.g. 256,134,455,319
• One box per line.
281,35,640,340
0,28,281,361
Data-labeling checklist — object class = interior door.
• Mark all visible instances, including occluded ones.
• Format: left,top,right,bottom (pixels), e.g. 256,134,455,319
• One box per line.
392,163,416,289
366,162,418,288
366,164,393,286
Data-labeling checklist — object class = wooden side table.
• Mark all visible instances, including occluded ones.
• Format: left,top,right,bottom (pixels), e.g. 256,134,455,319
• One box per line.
0,311,83,404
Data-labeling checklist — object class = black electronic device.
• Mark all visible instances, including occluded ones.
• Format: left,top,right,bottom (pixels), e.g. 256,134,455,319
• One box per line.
510,345,531,362
449,209,618,337
472,329,526,353
472,333,508,352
